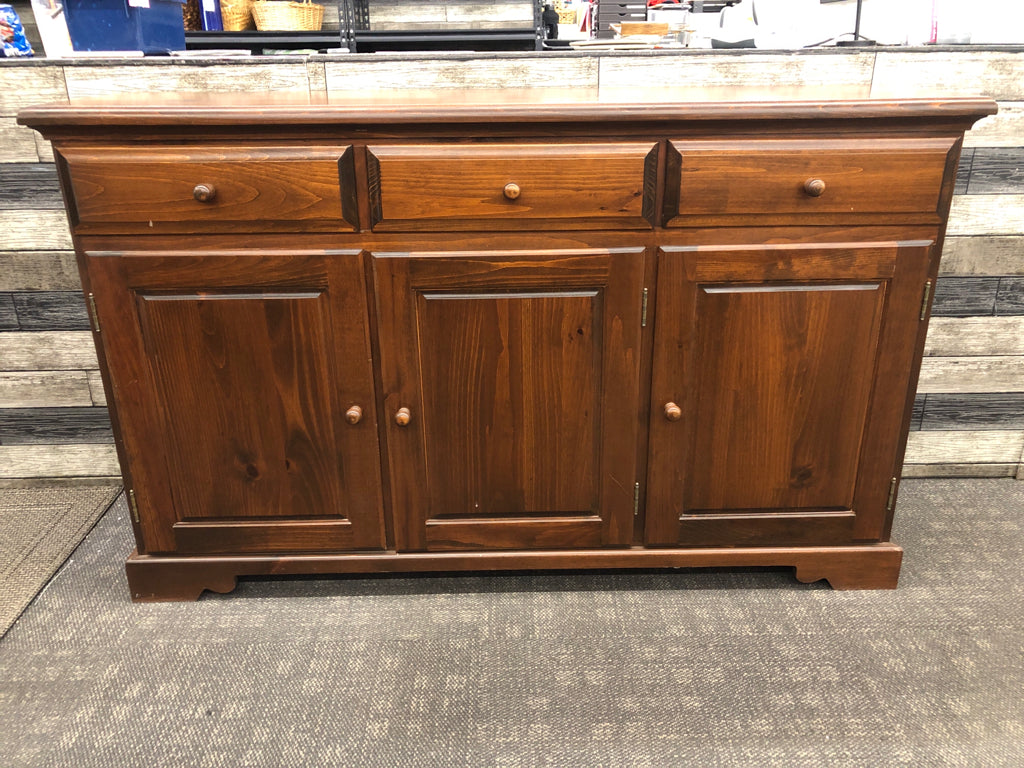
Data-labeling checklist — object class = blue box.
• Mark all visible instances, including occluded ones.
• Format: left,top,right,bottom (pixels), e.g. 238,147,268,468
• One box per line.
64,0,186,53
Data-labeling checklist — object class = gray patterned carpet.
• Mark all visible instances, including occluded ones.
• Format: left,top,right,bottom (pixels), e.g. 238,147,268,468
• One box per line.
0,485,121,637
1,479,1022,767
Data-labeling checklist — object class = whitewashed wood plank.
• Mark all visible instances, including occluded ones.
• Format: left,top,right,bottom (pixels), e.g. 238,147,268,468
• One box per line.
0,66,66,117
64,63,311,99
0,477,122,488
0,444,121,478
0,331,98,371
900,463,1018,478
0,119,41,163
306,60,327,95
0,371,93,408
918,356,1024,393
904,430,1024,464
325,57,598,92
925,317,1024,357
941,236,1024,276
0,252,79,292
965,102,1024,148
872,52,1024,101
446,2,533,24
371,2,446,24
88,370,107,406
948,195,1024,236
34,131,53,163
0,210,72,250
599,52,875,90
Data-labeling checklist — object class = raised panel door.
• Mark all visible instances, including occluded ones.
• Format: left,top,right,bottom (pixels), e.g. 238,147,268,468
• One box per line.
373,248,644,551
87,249,385,555
647,241,934,547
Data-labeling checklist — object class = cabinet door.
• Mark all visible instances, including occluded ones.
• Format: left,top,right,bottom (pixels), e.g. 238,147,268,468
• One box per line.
647,241,933,547
374,248,644,552
87,250,385,555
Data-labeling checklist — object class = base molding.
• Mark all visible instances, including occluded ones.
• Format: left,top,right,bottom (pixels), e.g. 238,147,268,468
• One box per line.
125,543,903,601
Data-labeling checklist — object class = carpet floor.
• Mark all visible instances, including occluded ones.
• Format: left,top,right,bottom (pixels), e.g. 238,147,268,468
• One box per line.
0,479,1021,767
0,485,121,638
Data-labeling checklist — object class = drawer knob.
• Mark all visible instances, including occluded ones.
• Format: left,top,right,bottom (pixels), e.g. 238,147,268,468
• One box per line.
395,407,412,427
345,405,363,425
503,182,521,201
803,178,826,197
193,184,217,203
664,402,682,422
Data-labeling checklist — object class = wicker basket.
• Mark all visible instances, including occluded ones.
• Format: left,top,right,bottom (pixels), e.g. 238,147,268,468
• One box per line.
252,0,324,31
220,0,255,31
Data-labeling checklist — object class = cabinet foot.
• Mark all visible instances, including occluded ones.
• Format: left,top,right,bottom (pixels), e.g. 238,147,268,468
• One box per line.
126,550,238,602
793,545,903,590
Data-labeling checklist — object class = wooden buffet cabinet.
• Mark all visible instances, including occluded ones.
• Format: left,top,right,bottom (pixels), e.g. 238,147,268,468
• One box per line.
19,88,996,600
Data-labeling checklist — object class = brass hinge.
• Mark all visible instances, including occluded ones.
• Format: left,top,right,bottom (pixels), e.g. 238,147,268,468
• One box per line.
633,482,640,516
886,477,898,512
128,489,140,524
87,293,101,333
920,280,933,321
641,288,648,327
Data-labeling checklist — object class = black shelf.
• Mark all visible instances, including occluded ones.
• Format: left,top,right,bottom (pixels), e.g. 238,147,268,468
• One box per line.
352,28,538,52
185,30,348,53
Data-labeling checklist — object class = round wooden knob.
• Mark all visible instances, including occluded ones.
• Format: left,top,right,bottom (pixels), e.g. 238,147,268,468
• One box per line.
193,184,216,203
803,178,826,197
664,402,682,422
345,405,362,425
503,183,521,201
394,407,411,427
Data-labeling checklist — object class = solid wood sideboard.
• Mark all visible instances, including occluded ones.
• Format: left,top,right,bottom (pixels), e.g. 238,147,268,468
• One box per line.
19,88,996,601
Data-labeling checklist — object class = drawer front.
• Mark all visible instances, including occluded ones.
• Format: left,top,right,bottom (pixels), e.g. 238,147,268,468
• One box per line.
367,143,659,231
663,138,956,227
61,146,357,233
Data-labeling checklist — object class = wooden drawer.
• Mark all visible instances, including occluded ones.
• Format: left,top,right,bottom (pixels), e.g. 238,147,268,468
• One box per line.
61,146,358,233
366,143,659,231
663,138,957,227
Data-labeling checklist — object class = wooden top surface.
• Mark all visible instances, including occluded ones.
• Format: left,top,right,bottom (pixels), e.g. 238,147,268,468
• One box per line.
17,86,997,128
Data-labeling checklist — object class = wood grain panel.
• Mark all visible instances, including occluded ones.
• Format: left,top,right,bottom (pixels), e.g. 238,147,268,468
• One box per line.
0,210,72,250
0,252,80,291
967,148,1024,194
925,317,1024,356
872,52,1024,101
87,370,106,406
62,64,310,100
920,394,1024,431
12,291,90,330
325,57,598,91
0,119,43,163
996,277,1024,315
948,194,1024,235
918,357,1024,393
306,60,326,95
0,444,119,477
63,146,353,234
0,66,65,116
0,164,62,210
940,236,1024,276
0,406,112,444
368,143,655,231
904,430,1024,464
901,463,1018,478
964,103,1024,147
954,148,974,195
0,294,15,330
0,371,93,408
599,52,874,89
425,517,603,551
931,277,999,316
0,331,98,371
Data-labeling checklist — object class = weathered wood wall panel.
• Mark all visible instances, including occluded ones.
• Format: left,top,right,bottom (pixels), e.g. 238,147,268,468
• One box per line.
3,50,1024,480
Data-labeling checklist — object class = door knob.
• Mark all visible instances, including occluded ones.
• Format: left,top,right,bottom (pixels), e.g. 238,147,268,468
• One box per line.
193,184,216,203
503,182,521,200
803,178,826,197
664,402,682,421
345,405,362,425
394,407,411,426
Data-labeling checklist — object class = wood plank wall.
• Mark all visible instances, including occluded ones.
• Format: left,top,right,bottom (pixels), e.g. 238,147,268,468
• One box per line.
1,50,1022,482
